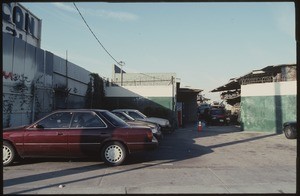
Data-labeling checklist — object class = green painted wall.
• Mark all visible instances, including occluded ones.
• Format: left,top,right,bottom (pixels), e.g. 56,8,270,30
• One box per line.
241,95,296,133
147,97,173,109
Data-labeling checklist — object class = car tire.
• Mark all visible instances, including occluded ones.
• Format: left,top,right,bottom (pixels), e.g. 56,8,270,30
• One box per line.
101,141,127,166
284,125,297,139
3,141,16,166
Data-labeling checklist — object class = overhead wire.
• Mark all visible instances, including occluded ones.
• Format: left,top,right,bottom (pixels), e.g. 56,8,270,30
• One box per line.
73,2,122,66
72,2,170,82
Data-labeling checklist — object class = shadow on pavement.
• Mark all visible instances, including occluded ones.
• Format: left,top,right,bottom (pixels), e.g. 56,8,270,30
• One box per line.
126,123,279,164
4,123,279,194
196,124,243,138
125,127,214,165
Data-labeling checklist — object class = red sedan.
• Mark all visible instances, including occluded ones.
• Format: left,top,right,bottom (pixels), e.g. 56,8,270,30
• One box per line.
3,109,158,166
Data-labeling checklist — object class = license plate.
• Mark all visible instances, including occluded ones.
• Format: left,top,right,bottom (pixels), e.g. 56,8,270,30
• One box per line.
220,119,224,122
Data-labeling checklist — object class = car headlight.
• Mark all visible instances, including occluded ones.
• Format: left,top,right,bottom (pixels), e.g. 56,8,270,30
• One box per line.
156,125,161,131
151,127,158,134
165,120,170,126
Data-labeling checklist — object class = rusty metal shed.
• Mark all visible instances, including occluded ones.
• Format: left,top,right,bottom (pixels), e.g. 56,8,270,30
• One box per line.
210,64,296,106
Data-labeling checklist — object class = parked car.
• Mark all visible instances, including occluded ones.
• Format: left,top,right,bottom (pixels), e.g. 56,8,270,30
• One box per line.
209,107,229,125
112,109,174,133
112,111,163,140
197,103,211,121
3,109,158,167
283,121,297,139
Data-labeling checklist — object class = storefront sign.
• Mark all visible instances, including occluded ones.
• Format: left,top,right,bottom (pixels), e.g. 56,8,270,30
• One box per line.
2,2,42,47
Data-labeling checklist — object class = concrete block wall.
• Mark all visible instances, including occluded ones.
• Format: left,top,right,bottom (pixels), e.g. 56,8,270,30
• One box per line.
241,81,297,133
105,85,176,122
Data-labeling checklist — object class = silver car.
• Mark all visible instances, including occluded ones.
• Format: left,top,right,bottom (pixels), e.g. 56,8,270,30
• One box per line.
112,109,174,133
112,111,163,139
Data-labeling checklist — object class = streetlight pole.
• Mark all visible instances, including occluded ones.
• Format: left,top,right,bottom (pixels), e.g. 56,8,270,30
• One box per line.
119,61,125,86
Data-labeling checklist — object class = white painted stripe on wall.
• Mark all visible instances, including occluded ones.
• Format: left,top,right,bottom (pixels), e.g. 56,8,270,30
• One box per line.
105,86,173,97
241,81,297,97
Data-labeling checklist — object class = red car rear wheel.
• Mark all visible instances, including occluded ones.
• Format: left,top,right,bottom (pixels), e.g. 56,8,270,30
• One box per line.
101,141,127,166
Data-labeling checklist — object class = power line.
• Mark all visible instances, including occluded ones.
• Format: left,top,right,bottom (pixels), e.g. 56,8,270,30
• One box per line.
73,2,122,66
73,2,167,81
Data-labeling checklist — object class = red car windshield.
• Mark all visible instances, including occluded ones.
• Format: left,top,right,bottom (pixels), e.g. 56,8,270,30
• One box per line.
210,109,225,115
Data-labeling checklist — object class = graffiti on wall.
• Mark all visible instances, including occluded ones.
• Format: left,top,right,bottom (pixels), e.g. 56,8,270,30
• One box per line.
2,70,54,127
2,33,92,127
3,71,13,80
3,71,31,127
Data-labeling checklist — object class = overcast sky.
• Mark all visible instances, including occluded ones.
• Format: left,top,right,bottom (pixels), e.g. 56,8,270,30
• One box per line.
22,2,296,101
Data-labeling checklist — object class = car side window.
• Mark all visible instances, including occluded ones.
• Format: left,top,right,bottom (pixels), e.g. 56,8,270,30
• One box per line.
128,111,143,119
38,112,72,128
71,112,106,128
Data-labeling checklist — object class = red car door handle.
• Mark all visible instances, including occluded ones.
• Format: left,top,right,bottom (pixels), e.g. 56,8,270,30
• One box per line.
57,132,64,136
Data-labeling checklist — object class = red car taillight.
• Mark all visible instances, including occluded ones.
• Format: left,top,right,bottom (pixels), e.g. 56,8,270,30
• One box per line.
146,130,153,141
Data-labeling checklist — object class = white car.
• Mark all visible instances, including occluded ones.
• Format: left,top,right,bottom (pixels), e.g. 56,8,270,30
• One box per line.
112,109,174,133
112,111,163,139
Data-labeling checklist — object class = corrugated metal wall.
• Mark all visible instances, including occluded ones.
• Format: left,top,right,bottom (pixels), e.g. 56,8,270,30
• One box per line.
2,33,91,128
52,54,91,109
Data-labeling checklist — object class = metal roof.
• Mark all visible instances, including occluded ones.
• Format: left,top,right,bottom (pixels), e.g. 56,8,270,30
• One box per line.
210,64,296,92
178,88,203,94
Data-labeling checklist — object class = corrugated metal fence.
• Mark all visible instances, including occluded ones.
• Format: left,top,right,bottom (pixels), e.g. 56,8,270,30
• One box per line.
2,33,91,128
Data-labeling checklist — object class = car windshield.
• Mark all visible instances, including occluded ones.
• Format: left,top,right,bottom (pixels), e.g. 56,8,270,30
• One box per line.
97,111,128,127
136,110,147,118
210,109,225,115
128,110,147,119
113,112,135,121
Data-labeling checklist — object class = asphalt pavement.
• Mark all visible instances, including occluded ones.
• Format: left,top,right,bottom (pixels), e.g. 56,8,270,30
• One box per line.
3,124,297,194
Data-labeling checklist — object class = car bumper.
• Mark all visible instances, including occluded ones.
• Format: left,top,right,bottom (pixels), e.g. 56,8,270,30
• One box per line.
161,125,174,133
127,137,159,152
210,118,226,124
154,131,163,139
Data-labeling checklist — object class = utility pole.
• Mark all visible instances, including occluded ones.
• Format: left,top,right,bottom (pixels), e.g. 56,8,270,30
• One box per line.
65,50,69,108
119,61,125,86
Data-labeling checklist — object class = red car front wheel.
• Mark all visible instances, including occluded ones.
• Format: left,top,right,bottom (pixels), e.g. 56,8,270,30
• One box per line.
3,141,16,166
